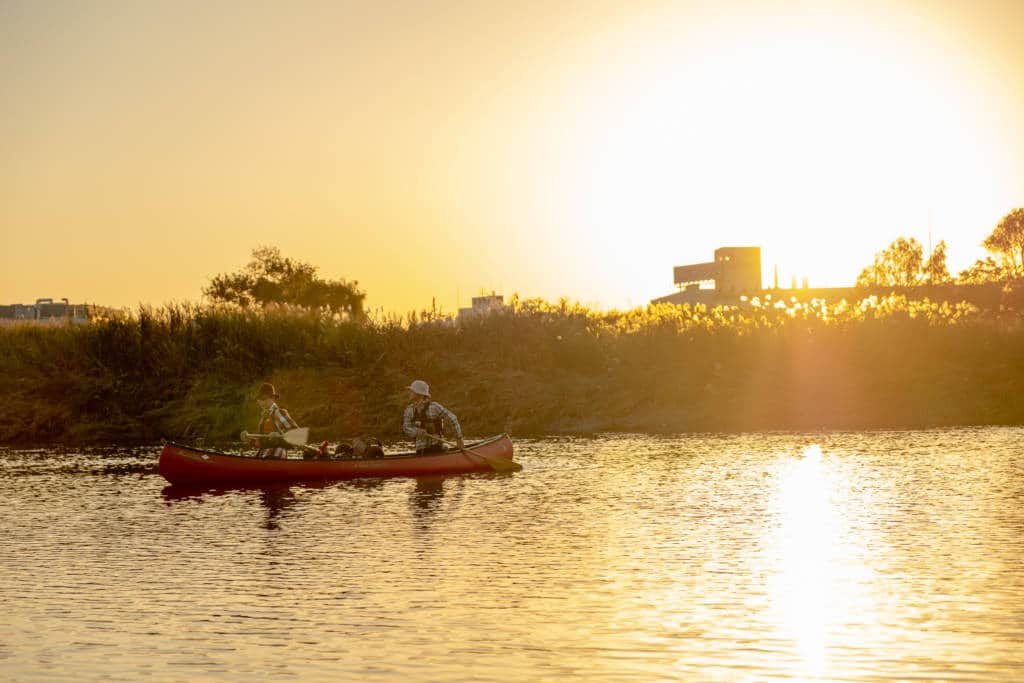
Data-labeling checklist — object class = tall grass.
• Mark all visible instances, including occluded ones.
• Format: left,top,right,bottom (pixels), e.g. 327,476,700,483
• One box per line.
1,295,1022,444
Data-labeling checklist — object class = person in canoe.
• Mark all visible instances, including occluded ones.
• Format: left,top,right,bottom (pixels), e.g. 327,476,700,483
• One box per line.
403,379,464,454
244,382,306,458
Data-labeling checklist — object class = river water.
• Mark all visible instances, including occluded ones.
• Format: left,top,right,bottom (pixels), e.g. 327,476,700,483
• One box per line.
1,428,1022,682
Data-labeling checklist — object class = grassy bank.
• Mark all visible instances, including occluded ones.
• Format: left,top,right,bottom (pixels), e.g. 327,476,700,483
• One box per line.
1,295,1023,445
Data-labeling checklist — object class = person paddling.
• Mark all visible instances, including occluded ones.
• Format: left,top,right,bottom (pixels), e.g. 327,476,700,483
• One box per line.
403,380,464,454
246,382,302,458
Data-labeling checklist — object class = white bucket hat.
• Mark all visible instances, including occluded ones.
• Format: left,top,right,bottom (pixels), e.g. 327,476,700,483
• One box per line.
408,380,430,397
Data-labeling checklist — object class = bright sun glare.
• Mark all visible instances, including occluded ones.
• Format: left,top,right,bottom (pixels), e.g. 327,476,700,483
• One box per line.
559,8,999,303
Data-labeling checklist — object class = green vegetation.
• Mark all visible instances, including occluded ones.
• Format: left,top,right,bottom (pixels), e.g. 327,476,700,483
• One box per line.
2,293,1023,445
5,212,1024,446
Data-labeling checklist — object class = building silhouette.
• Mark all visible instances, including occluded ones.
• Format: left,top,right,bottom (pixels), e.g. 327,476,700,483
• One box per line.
458,294,507,319
652,246,1006,309
654,247,762,306
0,298,110,323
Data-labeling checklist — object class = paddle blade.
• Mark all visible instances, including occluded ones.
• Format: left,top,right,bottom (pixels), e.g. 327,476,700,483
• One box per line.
281,427,310,446
440,437,522,473
462,446,522,472
486,457,523,473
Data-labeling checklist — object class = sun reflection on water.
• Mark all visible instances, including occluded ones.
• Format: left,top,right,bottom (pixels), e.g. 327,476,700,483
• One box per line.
765,443,860,680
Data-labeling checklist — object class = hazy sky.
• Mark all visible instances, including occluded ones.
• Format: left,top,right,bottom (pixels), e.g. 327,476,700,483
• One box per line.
2,0,1022,314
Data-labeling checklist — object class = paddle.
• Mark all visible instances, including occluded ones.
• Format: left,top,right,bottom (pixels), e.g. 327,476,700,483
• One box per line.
430,435,522,473
239,427,310,447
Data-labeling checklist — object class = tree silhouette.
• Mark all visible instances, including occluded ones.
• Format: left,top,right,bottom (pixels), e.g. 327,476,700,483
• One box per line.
204,246,366,317
923,240,951,284
958,256,1009,284
856,237,926,287
957,208,1024,283
982,208,1024,276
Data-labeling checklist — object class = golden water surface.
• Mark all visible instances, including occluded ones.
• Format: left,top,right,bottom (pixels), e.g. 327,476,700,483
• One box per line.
1,428,1022,682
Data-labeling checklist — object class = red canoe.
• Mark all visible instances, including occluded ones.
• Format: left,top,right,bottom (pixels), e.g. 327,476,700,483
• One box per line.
159,434,515,485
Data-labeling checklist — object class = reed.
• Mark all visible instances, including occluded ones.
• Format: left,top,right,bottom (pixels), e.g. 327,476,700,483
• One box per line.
1,295,1022,444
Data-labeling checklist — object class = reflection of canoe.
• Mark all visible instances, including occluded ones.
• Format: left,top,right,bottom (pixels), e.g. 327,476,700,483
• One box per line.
158,434,515,485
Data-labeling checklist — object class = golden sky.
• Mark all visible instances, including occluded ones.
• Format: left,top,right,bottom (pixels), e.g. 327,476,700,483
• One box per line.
2,0,1022,314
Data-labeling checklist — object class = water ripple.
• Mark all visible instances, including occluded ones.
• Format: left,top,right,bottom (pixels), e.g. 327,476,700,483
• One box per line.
2,428,1023,681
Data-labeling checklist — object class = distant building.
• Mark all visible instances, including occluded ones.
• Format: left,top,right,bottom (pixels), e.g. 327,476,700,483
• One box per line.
0,303,37,320
655,247,762,306
651,246,1006,309
0,298,109,324
458,294,508,319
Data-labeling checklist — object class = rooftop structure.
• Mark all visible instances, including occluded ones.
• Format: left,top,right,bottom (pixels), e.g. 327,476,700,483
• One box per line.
652,246,1007,310
656,247,762,306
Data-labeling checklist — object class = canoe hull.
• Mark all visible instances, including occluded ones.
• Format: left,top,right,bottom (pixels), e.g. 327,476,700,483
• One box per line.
159,434,515,485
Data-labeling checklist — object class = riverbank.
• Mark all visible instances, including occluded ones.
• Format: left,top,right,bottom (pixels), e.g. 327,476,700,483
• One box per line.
1,296,1022,445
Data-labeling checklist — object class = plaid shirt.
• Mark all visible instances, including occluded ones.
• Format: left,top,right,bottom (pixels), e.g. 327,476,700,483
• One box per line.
403,400,462,451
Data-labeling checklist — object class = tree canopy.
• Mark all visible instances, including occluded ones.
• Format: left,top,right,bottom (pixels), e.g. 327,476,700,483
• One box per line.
922,240,951,285
955,208,1024,283
982,208,1024,277
204,246,366,317
856,237,949,287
